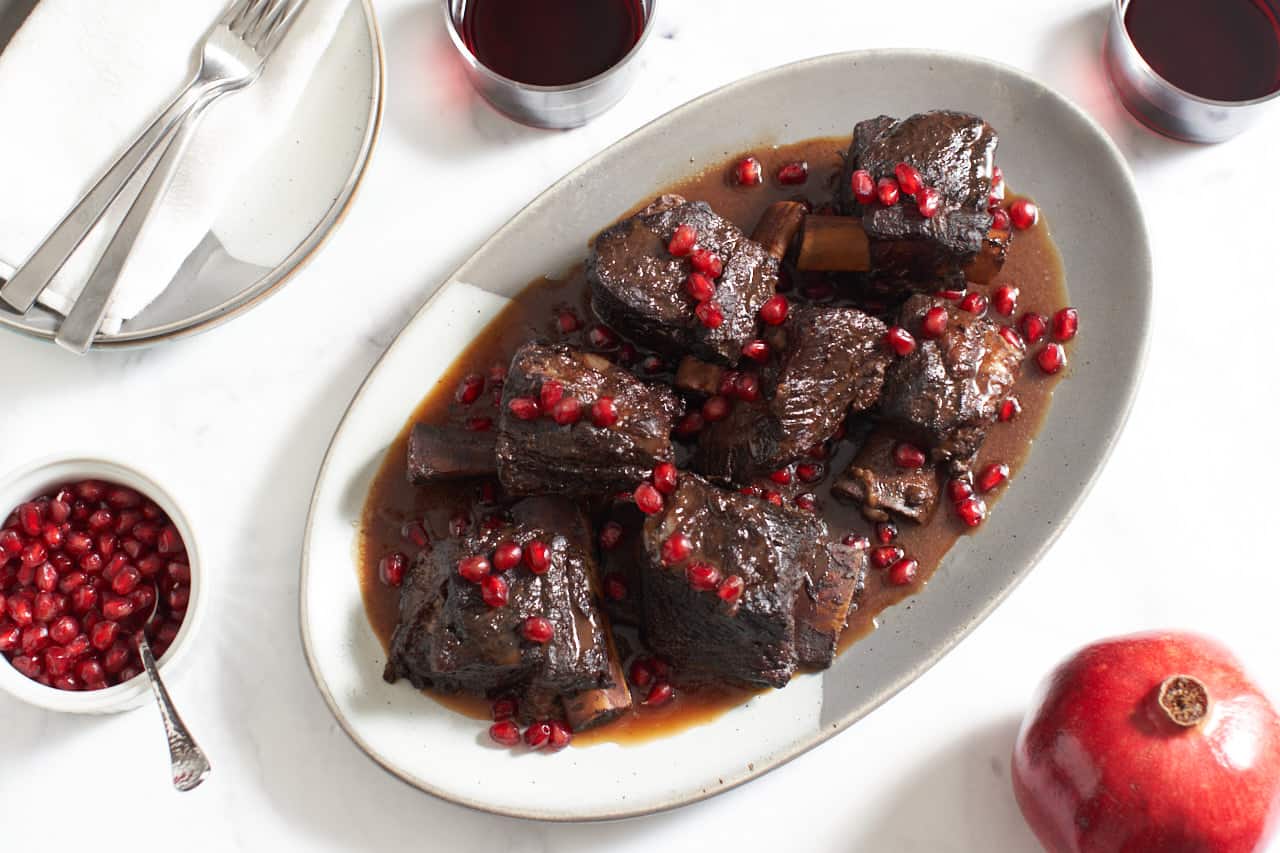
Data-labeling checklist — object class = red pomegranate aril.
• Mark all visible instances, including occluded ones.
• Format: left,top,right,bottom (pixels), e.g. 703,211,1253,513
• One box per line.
137,555,164,577
34,562,58,593
959,291,988,314
11,654,41,679
120,535,144,559
604,573,628,601
892,442,926,470
155,525,182,555
977,462,1010,494
734,156,763,186
105,487,141,509
491,697,519,721
76,658,106,687
1051,307,1079,342
47,615,77,646
132,522,159,546
695,300,725,329
690,249,724,277
524,720,553,749
850,169,876,205
102,597,135,621
999,396,1022,422
130,586,156,618
487,719,521,747
69,586,97,614
484,541,519,573
41,523,64,550
21,623,50,656
103,553,128,581
629,657,655,688
796,463,823,483
64,530,92,557
166,562,191,585
481,575,509,608
1020,312,1048,344
684,271,716,302
920,305,948,339
668,224,698,257
894,162,924,196
770,468,793,486
885,326,916,356
508,397,541,421
742,339,771,363
455,373,485,405
687,562,722,592
634,483,663,515
888,557,919,586
102,643,131,675
735,372,761,403
1000,326,1026,351
20,541,46,569
714,575,745,606
535,380,564,413
0,529,21,557
992,284,1019,316
87,509,114,533
598,521,624,551
917,186,943,218
991,207,1011,231
956,496,988,528
795,493,817,511
947,478,974,503
1009,198,1039,230
0,621,17,653
776,161,809,186
702,395,731,423
378,552,407,588
400,520,430,550
1037,343,1067,375
650,462,679,495
110,566,142,596
457,555,491,584
550,397,583,426
18,502,43,536
44,645,73,677
48,496,71,524
555,308,582,334
661,532,693,566
97,534,118,559
547,720,573,751
521,616,554,644
876,521,899,544
590,397,618,428
871,546,905,569
645,681,675,706
759,294,789,326
876,176,901,206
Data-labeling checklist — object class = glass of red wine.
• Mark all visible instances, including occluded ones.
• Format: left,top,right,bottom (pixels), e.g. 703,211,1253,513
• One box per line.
443,0,657,129
1106,0,1280,142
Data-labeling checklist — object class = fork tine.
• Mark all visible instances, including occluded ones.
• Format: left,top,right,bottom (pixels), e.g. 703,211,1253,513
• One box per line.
219,0,252,26
260,0,308,54
246,0,292,48
229,0,273,36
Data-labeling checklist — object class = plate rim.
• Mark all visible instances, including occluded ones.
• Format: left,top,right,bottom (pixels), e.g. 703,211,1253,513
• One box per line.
0,0,386,349
299,47,1153,822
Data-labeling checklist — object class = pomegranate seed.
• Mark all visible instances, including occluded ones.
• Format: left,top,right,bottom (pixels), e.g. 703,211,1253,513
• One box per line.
888,557,919,586
630,658,655,688
1037,343,1067,375
947,478,974,503
894,162,923,195
596,521,624,552
485,541,518,573
378,552,407,587
41,523,64,550
489,720,521,747
524,721,553,749
400,520,430,550
76,658,105,687
110,566,141,596
137,555,164,577
481,575,509,608
102,643,130,674
132,523,159,546
770,468,793,486
702,395,731,423
661,532,692,566
521,616,554,644
684,272,716,302
48,497,71,525
18,503,43,536
604,573,628,601
90,620,119,651
455,374,485,405
63,530,91,557
673,412,703,439
777,161,809,185
11,654,40,679
1052,307,1079,341
795,493,817,511
0,622,17,653
875,522,898,545
1020,312,1048,344
876,177,900,206
956,496,988,528
759,294,789,326
590,397,618,428
796,463,823,483
1000,326,1026,351
70,586,97,614
921,306,948,339
646,463,678,497
634,483,664,515
87,509,114,533
20,541,46,570
539,379,563,411
990,207,1011,231
734,156,763,186
884,326,916,356
0,529,21,557
645,682,675,706
690,249,724,277
103,597,134,621
21,624,50,655
457,555,491,583
732,372,760,402
508,397,541,421
551,397,583,426
871,546,905,569
34,562,58,593
49,616,78,646
992,285,1019,316
739,485,762,497
640,354,666,375
556,309,580,334
917,186,943,218
1009,198,1039,229
844,534,872,550
492,697,518,720
764,490,784,506
105,487,140,509
513,540,547,576
695,301,725,329
668,224,697,257
742,339,771,363
687,562,722,591
649,658,671,680
999,397,1022,422
851,169,876,205
977,463,1010,493
547,720,573,751
892,442,926,470
959,292,988,314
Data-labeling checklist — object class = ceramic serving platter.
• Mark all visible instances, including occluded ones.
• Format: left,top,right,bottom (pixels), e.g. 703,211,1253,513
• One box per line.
301,50,1151,821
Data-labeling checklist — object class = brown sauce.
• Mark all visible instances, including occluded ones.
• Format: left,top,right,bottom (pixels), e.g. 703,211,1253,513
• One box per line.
357,137,1068,745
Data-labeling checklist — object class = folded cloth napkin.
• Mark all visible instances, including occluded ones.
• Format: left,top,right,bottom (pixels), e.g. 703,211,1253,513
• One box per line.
0,0,346,333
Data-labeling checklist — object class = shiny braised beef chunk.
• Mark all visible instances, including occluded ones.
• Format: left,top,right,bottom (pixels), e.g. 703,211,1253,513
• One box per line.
407,423,497,485
385,497,618,706
496,343,680,497
839,111,1002,287
832,427,942,524
694,307,889,483
879,294,1023,463
639,474,858,688
587,195,779,365
795,537,868,669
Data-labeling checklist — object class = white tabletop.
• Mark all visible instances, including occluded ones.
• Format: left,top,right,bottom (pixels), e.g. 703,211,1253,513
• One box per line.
3,0,1279,849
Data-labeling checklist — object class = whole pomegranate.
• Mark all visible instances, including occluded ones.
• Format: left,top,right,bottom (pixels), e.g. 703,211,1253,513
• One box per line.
1013,631,1280,852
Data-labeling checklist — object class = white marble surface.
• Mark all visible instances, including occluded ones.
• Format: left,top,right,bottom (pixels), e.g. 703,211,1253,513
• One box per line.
2,0,1279,849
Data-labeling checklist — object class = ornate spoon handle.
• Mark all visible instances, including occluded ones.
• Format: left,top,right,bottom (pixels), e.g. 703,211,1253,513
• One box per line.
137,634,211,792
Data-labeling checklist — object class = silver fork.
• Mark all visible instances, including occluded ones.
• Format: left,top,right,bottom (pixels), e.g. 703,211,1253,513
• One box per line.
0,0,303,316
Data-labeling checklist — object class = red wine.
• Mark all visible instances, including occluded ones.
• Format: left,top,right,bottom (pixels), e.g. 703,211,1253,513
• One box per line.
461,0,645,87
1124,0,1280,101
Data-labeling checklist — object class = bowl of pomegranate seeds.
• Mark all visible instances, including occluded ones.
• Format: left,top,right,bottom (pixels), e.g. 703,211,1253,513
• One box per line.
0,456,204,713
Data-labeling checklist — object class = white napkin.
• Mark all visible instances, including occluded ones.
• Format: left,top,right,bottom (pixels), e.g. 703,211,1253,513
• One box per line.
0,0,346,333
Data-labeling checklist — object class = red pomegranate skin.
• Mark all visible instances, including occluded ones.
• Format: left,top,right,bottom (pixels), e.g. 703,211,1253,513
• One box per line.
1012,631,1280,853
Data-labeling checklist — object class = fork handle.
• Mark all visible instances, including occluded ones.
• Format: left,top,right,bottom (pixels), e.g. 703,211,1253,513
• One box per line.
55,96,213,354
0,81,210,314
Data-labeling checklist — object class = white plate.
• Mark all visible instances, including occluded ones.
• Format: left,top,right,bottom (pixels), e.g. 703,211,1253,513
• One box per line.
301,50,1151,821
0,0,383,348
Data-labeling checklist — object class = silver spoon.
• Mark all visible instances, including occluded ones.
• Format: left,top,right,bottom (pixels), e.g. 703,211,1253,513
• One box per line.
134,584,211,792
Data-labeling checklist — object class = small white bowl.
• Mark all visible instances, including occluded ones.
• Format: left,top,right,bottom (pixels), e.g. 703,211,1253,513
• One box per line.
0,456,206,714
